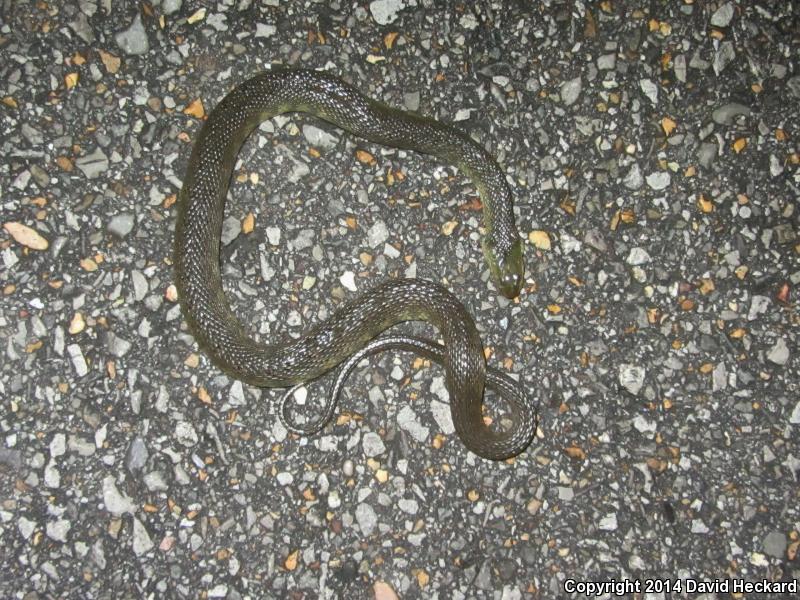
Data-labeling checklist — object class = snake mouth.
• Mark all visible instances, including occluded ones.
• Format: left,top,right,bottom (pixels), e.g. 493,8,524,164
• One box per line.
484,237,524,299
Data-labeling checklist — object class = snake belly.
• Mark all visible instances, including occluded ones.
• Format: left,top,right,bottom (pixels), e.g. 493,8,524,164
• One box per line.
174,68,536,460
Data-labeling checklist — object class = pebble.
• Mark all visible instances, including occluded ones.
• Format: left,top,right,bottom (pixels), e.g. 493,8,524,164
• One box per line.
355,502,378,535
697,142,718,168
639,79,658,104
107,331,132,357
368,220,389,247
362,431,386,457
340,271,357,292
710,3,735,28
560,76,582,106
266,226,281,245
161,0,183,15
766,338,789,365
132,518,154,555
369,0,408,25
713,41,736,75
712,103,751,125
76,148,109,179
747,295,770,320
46,519,71,543
102,476,136,516
126,437,149,471
255,23,276,38
115,14,149,55
645,171,670,190
67,343,89,377
396,405,429,442
108,213,135,238
49,433,66,458
598,513,618,531
762,531,786,558
623,163,643,190
626,247,651,265
302,124,338,150
221,216,241,245
175,421,199,446
619,364,645,395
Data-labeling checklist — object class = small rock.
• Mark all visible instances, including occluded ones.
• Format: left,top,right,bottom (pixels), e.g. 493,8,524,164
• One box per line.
132,517,154,555
175,421,199,447
221,216,241,245
645,171,670,190
115,14,149,56
255,22,276,38
162,0,183,15
598,513,618,531
126,437,149,472
626,247,651,265
46,519,71,543
355,502,378,535
369,0,407,25
102,476,136,516
698,142,718,168
747,295,770,320
623,163,643,190
340,271,357,292
302,125,338,150
368,220,389,247
633,414,656,433
362,432,386,457
766,338,789,365
639,79,658,104
108,213,135,238
67,344,89,377
107,332,132,357
560,76,582,106
712,103,751,125
49,433,66,458
619,364,645,395
76,148,109,179
713,41,736,76
762,531,787,558
710,3,734,27
397,405,429,442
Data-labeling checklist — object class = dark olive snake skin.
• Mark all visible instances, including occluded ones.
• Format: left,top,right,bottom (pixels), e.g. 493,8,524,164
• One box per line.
174,68,537,460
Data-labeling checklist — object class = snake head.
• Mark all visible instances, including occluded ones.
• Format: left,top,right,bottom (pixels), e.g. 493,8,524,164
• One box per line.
483,235,524,299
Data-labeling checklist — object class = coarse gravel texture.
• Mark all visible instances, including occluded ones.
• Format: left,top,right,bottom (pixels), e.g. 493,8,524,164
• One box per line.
1,1,799,599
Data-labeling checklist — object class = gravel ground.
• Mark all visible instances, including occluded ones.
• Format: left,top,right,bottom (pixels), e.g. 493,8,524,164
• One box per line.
1,1,799,598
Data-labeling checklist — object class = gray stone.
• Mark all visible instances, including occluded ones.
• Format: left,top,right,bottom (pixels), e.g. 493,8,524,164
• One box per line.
762,531,787,558
369,0,408,25
639,79,658,104
397,405,429,442
766,338,789,365
221,216,241,245
619,364,645,395
713,41,736,76
102,476,136,516
712,103,751,125
355,502,378,535
107,331,132,357
646,171,670,190
126,437,149,471
46,519,71,543
302,125,338,150
76,148,109,179
698,142,718,168
626,247,651,265
108,213,135,238
132,517,154,555
115,14,149,56
560,76,582,106
162,0,182,15
362,432,386,457
368,220,389,247
175,421,199,446
710,3,735,27
623,163,643,190
255,23,276,38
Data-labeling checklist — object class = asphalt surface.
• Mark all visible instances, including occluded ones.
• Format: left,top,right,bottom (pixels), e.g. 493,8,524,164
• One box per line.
1,1,798,598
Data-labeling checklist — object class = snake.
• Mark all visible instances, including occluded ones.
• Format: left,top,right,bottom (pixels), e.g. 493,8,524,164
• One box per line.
174,68,537,460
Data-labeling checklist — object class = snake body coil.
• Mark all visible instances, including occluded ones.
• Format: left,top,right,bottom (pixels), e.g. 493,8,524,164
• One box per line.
174,69,536,460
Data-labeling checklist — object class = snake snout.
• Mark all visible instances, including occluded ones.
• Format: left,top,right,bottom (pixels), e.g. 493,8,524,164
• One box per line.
499,272,522,299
